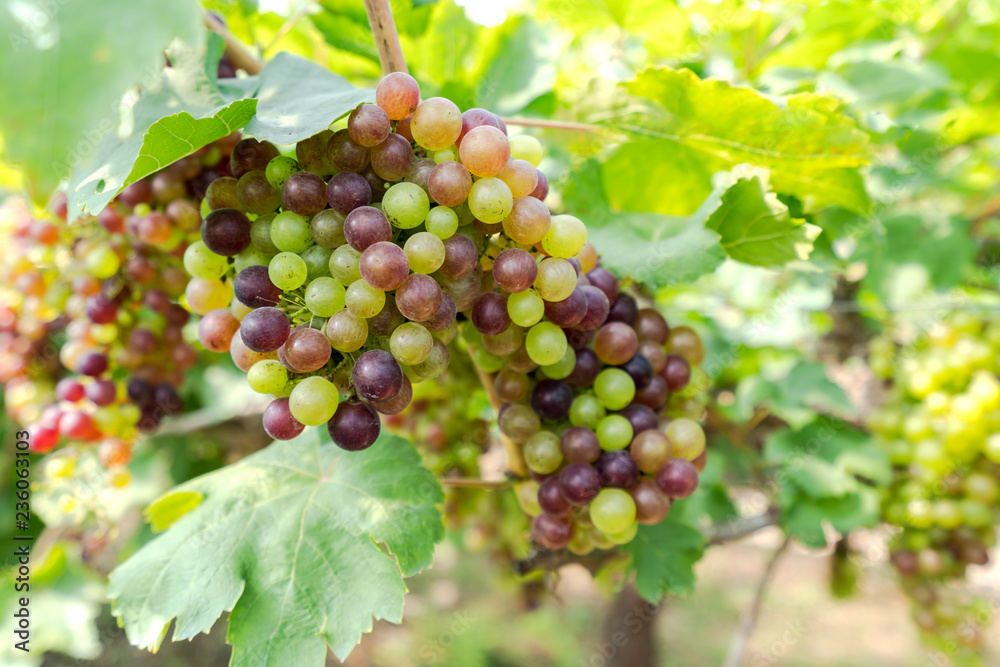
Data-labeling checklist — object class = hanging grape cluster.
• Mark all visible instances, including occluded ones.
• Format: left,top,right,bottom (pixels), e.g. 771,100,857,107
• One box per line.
1,136,237,477
868,313,1000,650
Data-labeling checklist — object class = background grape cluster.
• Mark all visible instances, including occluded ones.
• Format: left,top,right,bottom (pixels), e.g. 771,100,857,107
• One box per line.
869,314,1000,650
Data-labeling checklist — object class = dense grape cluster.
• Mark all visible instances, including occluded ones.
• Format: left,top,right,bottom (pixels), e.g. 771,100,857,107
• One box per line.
1,136,237,475
193,72,569,452
490,277,709,552
868,313,1000,649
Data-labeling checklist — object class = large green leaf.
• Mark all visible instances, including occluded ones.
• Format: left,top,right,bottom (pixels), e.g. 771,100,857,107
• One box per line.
736,362,855,429
109,429,444,664
474,17,560,115
706,175,821,266
66,38,258,221
621,505,706,602
242,52,375,145
0,0,203,203
615,67,872,216
563,160,725,286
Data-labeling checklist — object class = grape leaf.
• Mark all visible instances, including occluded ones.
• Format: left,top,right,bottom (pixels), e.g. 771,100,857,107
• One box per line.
0,0,203,204
621,505,706,602
706,174,821,267
735,362,855,428
242,52,375,145
474,17,560,115
563,160,725,286
108,429,444,664
66,38,258,221
615,67,872,216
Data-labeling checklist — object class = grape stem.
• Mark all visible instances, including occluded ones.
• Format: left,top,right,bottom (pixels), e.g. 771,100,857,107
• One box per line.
363,0,409,75
721,536,791,667
202,11,262,75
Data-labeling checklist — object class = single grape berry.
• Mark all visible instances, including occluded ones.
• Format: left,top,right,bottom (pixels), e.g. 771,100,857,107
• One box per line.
558,463,601,506
328,401,382,451
530,379,574,421
352,349,404,402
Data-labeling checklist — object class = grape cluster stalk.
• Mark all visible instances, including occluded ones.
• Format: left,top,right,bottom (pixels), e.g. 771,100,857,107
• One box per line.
868,312,1000,650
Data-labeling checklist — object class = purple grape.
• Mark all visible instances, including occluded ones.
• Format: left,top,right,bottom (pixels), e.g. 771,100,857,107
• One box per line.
85,295,118,324
202,208,252,256
282,171,328,216
396,274,443,323
633,374,668,410
127,378,153,406
618,353,654,389
76,352,108,377
492,248,537,293
234,265,283,308
634,308,669,344
576,285,610,331
560,427,601,464
586,267,619,303
371,375,412,415
327,129,370,172
438,234,478,280
537,477,571,515
619,404,658,436
263,398,306,440
230,138,280,178
368,294,406,337
543,287,587,327
532,513,574,549
352,349,403,402
606,293,638,325
85,379,117,407
327,172,372,215
424,293,457,332
530,379,573,421
663,354,692,392
153,384,183,415
240,307,291,352
471,292,511,336
344,206,392,251
596,451,639,488
656,458,700,499
370,133,414,181
564,347,600,388
328,401,381,451
558,463,601,505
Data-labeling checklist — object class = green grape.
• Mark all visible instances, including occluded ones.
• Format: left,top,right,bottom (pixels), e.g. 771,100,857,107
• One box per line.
596,414,633,450
251,214,281,255
533,257,576,302
185,277,233,315
425,206,459,239
590,488,637,535
346,279,385,319
86,246,120,279
289,376,340,426
234,246,270,273
383,182,430,229
270,211,314,253
433,147,458,163
515,481,542,517
184,240,229,280
523,430,562,474
570,394,606,428
265,155,300,189
329,244,362,284
301,245,333,281
404,232,446,274
268,252,309,291
604,520,638,545
525,321,567,366
304,277,346,317
325,310,368,352
541,347,576,380
475,347,503,372
541,214,587,259
665,418,706,460
390,322,433,365
509,135,543,166
985,434,1000,463
468,177,513,224
594,368,635,410
508,289,545,327
247,359,289,394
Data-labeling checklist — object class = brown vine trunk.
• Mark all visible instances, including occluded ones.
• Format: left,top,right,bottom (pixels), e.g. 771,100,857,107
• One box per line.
594,584,659,667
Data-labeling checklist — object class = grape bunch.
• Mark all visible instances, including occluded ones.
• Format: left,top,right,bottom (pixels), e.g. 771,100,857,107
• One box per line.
192,72,570,451
868,313,1000,649
489,277,709,552
4,136,238,473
